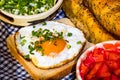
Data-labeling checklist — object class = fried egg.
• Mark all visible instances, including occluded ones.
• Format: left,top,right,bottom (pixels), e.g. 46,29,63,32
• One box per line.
15,21,86,69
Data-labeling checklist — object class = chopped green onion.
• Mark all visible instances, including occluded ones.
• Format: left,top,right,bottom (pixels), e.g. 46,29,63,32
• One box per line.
77,41,82,44
0,0,54,15
67,45,71,49
36,46,43,52
24,54,30,60
41,52,44,56
42,22,47,26
20,39,26,46
58,32,63,39
32,30,39,37
67,32,72,37
49,32,53,36
31,28,65,56
33,25,35,28
28,45,35,52
32,30,36,36
20,34,25,39
30,42,34,45
30,52,34,55
35,45,44,56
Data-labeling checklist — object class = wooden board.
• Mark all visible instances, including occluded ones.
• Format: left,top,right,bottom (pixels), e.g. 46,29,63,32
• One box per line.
6,18,94,80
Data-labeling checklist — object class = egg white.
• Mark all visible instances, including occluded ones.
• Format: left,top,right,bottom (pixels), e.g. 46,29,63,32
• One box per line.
15,21,86,69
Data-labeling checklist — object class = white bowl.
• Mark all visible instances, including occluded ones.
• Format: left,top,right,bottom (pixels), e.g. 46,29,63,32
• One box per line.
0,0,63,26
76,40,120,80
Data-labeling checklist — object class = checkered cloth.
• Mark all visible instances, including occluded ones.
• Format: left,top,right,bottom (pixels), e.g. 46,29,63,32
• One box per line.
0,10,76,80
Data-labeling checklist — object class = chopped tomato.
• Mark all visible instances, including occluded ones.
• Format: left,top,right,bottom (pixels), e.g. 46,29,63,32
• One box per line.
115,41,120,47
111,74,120,80
80,62,89,77
86,62,102,79
106,60,119,70
83,52,95,67
93,47,105,62
103,43,115,50
79,42,120,80
96,63,111,78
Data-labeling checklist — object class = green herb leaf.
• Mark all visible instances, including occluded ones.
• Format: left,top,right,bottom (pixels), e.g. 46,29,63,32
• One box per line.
24,54,30,60
42,22,47,26
20,39,26,46
28,45,35,52
33,25,35,28
41,52,44,56
32,30,39,37
67,45,71,49
36,46,43,51
32,30,36,36
30,51,34,55
58,32,63,39
77,41,82,44
67,32,72,37
20,34,25,39
30,42,34,45
1,0,54,15
35,45,44,56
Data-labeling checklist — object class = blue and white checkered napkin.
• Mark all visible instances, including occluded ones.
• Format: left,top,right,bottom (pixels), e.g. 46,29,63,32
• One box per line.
0,10,76,80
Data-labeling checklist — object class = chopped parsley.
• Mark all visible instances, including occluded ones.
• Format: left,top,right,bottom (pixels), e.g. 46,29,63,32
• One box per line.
77,41,82,44
20,39,26,46
67,32,72,37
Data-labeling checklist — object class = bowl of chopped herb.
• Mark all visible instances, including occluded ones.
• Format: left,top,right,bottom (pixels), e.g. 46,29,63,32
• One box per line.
0,0,63,26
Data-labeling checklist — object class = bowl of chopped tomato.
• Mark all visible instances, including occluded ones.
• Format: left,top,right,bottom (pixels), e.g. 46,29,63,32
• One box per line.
76,40,120,80
0,0,63,26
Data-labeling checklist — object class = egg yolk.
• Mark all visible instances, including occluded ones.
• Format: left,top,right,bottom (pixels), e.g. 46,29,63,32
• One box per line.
41,39,66,56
